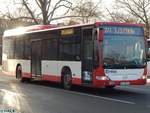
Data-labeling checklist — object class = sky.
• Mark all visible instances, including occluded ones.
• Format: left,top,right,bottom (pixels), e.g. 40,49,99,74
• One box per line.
102,0,115,8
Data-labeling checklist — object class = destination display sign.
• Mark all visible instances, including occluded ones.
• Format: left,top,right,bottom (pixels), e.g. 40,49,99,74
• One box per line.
61,28,74,35
101,25,144,36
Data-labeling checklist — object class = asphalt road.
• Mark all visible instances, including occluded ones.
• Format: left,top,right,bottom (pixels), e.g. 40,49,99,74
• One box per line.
0,73,150,113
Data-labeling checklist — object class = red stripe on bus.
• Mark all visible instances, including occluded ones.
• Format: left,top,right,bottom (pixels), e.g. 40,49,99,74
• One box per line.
22,72,32,78
2,70,82,85
42,75,82,85
2,70,31,78
42,75,61,82
72,78,82,85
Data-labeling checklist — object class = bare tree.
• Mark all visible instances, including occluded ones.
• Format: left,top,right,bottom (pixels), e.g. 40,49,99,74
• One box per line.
106,8,139,23
0,1,33,23
0,0,103,25
21,0,72,24
70,0,102,24
116,0,150,37
0,1,34,29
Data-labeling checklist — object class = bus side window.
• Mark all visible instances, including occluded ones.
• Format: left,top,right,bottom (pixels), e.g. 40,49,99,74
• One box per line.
8,38,15,59
42,39,58,60
15,38,24,59
59,36,81,61
24,38,31,60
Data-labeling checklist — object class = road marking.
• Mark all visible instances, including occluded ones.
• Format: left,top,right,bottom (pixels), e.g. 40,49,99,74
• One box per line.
63,90,135,105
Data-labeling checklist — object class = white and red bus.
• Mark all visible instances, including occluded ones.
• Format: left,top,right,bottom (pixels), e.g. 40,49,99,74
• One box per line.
2,22,147,89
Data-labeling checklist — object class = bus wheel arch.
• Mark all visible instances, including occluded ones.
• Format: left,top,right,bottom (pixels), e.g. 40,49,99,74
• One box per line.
61,66,72,89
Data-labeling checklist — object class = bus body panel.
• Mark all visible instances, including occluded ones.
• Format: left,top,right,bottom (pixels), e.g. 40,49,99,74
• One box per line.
3,59,31,76
42,60,81,79
3,59,82,85
42,60,59,76
57,61,81,78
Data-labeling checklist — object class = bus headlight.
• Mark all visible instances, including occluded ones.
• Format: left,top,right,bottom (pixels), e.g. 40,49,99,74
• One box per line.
96,76,110,80
142,75,147,79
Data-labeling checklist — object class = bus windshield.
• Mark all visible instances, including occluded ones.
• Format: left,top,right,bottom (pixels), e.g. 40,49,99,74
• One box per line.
103,35,145,69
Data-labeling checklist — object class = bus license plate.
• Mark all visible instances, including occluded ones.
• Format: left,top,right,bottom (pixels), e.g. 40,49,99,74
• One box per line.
120,82,130,86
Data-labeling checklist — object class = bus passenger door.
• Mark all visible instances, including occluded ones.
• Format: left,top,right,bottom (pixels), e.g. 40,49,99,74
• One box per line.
31,40,42,77
82,28,93,84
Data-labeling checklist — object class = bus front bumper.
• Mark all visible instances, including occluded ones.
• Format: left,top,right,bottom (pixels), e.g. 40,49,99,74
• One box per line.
93,79,147,88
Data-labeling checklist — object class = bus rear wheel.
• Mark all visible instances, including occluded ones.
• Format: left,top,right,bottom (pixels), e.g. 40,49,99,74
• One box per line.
62,71,72,90
16,65,25,82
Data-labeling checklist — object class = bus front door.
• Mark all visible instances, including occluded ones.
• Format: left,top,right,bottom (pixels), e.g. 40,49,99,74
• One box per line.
82,28,93,84
31,41,42,77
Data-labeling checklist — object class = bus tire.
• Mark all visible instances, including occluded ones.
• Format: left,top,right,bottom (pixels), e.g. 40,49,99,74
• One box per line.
62,70,72,90
16,65,25,82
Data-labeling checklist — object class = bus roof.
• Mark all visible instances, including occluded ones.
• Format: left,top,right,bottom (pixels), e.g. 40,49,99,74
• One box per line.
3,24,57,37
3,22,144,37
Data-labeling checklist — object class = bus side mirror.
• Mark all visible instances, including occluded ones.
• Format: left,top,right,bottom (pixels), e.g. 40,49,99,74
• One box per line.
99,28,104,42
